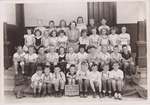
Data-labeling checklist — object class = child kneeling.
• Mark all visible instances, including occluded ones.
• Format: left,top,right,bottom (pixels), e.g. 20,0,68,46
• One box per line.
52,65,66,97
109,62,124,100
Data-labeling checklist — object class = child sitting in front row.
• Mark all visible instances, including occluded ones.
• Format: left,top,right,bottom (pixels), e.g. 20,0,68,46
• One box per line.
31,66,44,97
42,67,53,96
52,65,66,97
101,64,112,97
66,64,77,85
76,61,90,98
89,63,102,98
109,62,124,100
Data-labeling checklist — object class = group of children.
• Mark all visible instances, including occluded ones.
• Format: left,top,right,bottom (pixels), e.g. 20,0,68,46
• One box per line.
13,17,135,100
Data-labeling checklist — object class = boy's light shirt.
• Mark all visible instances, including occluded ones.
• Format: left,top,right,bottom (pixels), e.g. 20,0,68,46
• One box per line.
24,34,35,46
98,25,110,32
89,71,102,82
119,33,130,45
108,34,119,46
109,69,124,80
13,52,25,62
31,73,44,83
24,53,38,63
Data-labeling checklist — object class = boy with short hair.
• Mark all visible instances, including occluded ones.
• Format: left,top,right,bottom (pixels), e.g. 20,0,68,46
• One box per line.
31,66,44,97
89,64,102,98
66,64,77,85
101,64,112,97
13,46,25,74
109,62,124,100
76,61,90,98
121,45,135,75
52,65,66,97
42,67,53,96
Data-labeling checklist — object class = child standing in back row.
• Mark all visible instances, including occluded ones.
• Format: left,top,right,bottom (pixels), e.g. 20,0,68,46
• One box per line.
23,28,35,52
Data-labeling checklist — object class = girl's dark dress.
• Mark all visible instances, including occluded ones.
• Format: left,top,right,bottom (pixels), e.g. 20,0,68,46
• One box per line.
58,54,67,74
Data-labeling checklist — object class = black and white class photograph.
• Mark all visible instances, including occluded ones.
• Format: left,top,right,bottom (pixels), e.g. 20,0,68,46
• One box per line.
1,0,148,103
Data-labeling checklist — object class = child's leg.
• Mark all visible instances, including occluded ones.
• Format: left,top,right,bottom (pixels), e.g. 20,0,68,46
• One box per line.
111,79,117,93
78,79,83,92
72,79,76,85
102,79,107,93
90,80,96,92
14,62,18,74
68,78,72,85
107,79,112,94
60,80,65,90
53,80,59,91
47,83,52,94
42,83,47,95
84,79,89,92
117,80,123,93
30,63,36,76
38,82,43,94
20,62,25,74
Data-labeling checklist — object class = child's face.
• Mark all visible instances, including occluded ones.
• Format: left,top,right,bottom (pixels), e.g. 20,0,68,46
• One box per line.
69,47,74,53
17,46,23,54
44,31,49,37
52,31,57,37
50,46,55,53
39,48,44,54
92,66,98,72
79,47,85,53
90,48,96,54
59,32,64,37
114,47,119,53
78,18,83,24
89,19,95,25
101,19,107,25
102,46,107,53
27,29,32,34
103,65,109,71
54,67,60,73
121,27,126,33
81,64,88,71
122,46,128,53
111,29,116,34
113,63,119,71
37,70,43,76
60,21,66,27
35,31,41,36
82,32,87,37
28,47,34,54
92,29,97,34
44,68,50,75
102,29,107,35
71,23,76,29
49,22,54,28
70,67,75,74
59,47,65,54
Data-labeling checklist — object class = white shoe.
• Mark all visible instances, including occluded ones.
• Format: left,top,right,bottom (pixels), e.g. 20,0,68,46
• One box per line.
118,93,122,100
114,92,118,99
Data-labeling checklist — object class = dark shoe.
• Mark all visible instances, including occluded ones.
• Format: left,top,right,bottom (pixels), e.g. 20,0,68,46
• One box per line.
99,92,103,98
83,92,88,98
33,93,37,97
93,92,96,98
79,92,84,98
